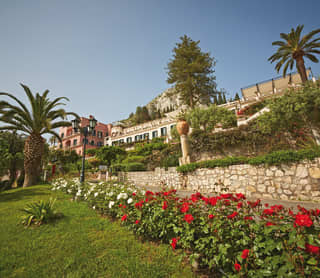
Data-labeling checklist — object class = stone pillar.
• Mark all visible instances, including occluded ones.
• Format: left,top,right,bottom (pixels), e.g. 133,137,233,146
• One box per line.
177,120,191,165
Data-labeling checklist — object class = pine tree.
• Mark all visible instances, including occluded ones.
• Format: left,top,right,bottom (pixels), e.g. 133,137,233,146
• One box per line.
234,93,240,101
167,35,217,108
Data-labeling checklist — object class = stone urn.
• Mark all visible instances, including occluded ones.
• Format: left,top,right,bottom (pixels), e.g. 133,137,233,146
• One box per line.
176,120,189,135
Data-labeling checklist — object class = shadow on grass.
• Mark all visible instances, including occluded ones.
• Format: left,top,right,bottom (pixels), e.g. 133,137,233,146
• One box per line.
0,186,50,203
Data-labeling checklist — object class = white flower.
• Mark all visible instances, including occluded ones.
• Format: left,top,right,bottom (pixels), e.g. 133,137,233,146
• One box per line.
94,192,99,197
109,201,115,208
67,189,72,194
93,206,96,210
127,198,133,204
117,192,128,200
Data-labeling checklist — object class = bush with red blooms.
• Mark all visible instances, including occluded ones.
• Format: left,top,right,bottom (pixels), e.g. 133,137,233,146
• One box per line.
52,178,320,277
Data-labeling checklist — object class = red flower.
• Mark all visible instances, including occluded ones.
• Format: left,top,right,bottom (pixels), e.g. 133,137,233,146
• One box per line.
184,214,194,223
121,214,127,221
145,190,154,196
180,202,189,213
135,220,140,224
162,201,168,210
119,204,122,207
234,263,241,271
208,214,215,219
236,193,245,200
241,249,250,259
221,193,232,199
227,212,238,219
266,222,275,226
237,202,243,209
135,200,144,209
224,200,231,206
132,192,136,196
123,205,126,209
163,192,169,196
305,243,320,255
263,208,275,215
209,197,218,206
264,203,269,207
171,238,178,250
294,214,313,227
244,216,253,221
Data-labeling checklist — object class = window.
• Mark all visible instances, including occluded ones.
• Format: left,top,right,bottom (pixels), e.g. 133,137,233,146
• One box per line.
120,139,124,144
82,138,88,144
73,139,77,146
92,130,96,136
135,135,139,141
126,137,132,143
90,140,94,146
161,127,167,136
106,131,109,137
97,141,103,147
152,130,158,138
144,133,149,140
170,124,176,130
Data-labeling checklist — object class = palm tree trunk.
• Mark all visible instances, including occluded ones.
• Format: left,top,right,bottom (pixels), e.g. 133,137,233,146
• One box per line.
23,133,45,187
296,56,308,83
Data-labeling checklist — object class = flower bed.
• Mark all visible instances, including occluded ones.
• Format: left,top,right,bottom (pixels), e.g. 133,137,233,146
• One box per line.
52,178,320,277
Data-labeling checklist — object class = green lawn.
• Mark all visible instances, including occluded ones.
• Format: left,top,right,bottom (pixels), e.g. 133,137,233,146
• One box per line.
0,185,195,278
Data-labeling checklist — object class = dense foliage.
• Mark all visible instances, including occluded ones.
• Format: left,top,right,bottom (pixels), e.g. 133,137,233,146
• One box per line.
167,35,217,108
256,83,320,135
177,147,320,173
53,178,320,277
0,131,24,189
186,105,237,132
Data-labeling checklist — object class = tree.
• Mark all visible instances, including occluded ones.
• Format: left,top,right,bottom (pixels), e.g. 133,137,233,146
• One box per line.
0,131,24,188
186,105,237,132
95,146,127,167
268,25,320,83
234,93,240,101
0,84,78,187
167,35,217,108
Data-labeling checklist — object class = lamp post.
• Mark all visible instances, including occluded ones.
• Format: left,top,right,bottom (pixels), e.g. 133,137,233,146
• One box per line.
71,116,97,183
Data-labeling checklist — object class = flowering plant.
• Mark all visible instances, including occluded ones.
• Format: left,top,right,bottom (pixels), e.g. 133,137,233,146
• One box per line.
52,178,320,277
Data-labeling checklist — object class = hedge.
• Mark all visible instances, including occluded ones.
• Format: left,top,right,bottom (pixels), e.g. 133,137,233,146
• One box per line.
177,147,320,173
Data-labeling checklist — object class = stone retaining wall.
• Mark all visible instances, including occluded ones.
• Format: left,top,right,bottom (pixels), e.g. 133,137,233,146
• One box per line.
124,158,320,202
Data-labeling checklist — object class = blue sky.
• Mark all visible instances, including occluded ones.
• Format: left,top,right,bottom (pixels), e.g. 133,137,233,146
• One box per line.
1,0,319,125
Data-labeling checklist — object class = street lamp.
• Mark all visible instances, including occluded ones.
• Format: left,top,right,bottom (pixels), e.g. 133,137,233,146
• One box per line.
71,116,97,183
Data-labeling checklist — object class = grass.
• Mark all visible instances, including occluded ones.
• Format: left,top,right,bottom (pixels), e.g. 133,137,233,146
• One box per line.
0,185,195,278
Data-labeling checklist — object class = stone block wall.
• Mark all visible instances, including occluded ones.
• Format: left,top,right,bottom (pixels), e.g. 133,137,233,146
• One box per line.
124,158,320,202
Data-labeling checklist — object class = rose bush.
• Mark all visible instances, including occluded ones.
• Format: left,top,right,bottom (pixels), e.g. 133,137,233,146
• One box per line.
52,178,320,277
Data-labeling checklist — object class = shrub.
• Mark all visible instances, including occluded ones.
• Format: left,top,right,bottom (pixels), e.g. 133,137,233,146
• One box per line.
21,198,61,226
125,162,146,172
177,147,320,173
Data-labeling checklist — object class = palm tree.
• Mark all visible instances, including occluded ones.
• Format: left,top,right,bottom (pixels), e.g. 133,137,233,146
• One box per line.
0,84,78,187
268,25,320,83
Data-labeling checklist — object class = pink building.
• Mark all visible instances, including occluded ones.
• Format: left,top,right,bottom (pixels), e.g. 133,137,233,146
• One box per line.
59,115,112,155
